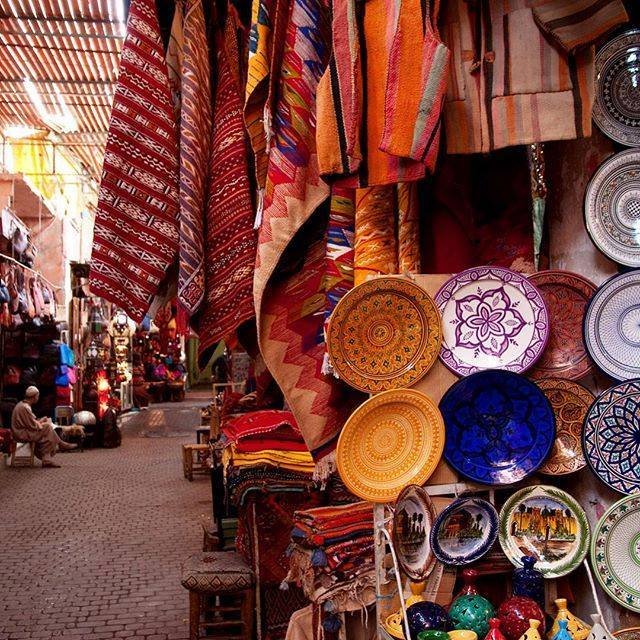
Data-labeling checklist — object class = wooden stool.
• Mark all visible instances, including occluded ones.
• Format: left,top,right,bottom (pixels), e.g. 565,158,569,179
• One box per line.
181,552,254,640
182,444,210,481
9,441,36,467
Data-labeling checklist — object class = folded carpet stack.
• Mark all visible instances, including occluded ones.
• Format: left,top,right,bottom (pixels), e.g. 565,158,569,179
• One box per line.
221,410,322,640
222,410,315,476
286,501,376,620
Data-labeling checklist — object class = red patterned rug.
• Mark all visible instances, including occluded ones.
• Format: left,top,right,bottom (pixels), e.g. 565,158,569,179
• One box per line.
194,17,257,358
177,0,212,314
90,0,179,321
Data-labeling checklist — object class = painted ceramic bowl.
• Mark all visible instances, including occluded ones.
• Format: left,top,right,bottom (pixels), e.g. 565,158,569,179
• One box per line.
496,597,545,640
407,601,452,640
431,497,498,565
449,595,495,640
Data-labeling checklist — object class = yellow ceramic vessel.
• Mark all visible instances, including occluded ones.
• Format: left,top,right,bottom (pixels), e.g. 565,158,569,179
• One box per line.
519,620,543,640
449,631,479,640
548,599,591,640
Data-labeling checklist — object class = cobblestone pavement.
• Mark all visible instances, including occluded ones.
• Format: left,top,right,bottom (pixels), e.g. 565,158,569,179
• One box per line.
0,400,211,640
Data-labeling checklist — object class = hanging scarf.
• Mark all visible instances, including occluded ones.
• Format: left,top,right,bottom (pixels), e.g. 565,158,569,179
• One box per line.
177,0,212,314
381,0,449,171
90,0,179,321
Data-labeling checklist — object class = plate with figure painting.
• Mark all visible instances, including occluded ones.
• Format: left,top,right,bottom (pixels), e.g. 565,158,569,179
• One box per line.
392,484,438,580
499,485,590,578
430,497,498,566
435,266,549,377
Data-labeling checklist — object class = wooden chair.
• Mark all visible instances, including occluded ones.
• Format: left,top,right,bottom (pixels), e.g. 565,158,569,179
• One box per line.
181,552,254,640
182,444,211,481
9,441,36,467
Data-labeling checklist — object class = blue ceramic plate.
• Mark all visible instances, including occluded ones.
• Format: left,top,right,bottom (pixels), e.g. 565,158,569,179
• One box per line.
439,370,555,485
583,380,640,495
430,497,498,566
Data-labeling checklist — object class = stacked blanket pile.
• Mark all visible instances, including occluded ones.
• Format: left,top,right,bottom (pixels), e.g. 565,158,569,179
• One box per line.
222,410,315,477
286,502,376,618
221,410,322,640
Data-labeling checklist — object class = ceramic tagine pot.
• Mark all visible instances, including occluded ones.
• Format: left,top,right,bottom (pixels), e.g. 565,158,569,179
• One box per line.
486,618,508,640
408,581,428,607
456,569,480,597
547,599,591,640
587,615,616,640
512,557,545,611
449,595,495,640
407,601,452,640
552,619,573,640
519,620,543,640
497,597,546,640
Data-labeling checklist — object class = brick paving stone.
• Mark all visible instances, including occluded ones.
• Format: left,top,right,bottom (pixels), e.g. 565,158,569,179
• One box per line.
0,400,211,640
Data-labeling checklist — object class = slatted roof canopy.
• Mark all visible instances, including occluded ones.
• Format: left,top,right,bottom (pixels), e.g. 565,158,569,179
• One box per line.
0,0,125,180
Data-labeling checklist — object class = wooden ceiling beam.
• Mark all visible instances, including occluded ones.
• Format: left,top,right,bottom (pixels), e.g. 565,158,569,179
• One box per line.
0,12,119,25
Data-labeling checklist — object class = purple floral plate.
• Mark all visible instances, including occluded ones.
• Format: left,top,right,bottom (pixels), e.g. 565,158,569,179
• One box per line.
435,267,549,377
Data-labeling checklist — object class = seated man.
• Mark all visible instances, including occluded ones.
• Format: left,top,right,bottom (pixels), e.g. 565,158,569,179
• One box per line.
11,386,76,468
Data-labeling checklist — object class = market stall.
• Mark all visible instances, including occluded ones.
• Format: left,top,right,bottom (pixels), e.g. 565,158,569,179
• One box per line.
80,0,640,638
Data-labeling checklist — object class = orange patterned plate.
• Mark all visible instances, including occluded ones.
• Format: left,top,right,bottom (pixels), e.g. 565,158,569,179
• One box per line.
327,277,441,393
536,378,594,476
336,389,445,503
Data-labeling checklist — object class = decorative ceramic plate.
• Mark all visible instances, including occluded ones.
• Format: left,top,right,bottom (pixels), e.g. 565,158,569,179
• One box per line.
593,29,640,147
336,389,445,503
439,370,555,485
435,267,549,377
527,271,596,380
537,378,594,476
430,497,498,566
393,484,438,580
585,150,640,267
499,485,590,578
614,628,640,640
591,494,640,612
583,380,640,495
584,271,640,380
327,277,442,393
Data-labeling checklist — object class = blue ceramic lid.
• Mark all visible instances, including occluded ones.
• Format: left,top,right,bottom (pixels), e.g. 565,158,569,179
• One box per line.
430,497,498,566
439,370,555,485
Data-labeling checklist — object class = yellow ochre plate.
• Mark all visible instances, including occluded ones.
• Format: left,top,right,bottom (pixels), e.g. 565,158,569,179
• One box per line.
337,389,445,503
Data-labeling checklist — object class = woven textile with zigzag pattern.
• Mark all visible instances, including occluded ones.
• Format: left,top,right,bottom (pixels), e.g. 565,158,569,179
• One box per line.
254,0,361,461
